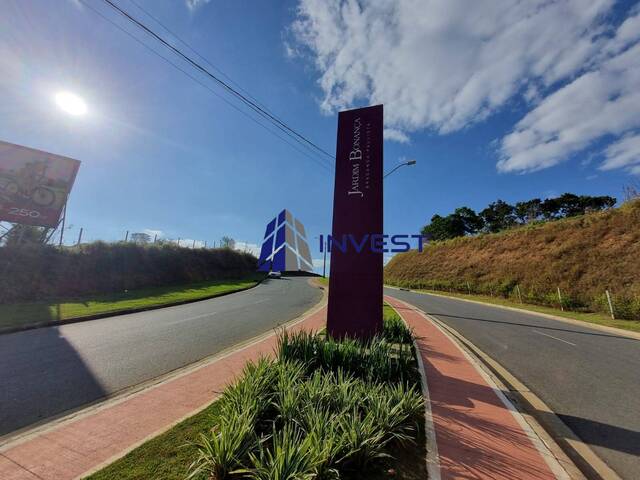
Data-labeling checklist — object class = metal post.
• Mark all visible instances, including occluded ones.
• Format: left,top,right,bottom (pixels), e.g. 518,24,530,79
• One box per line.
177,237,181,247
605,290,615,319
192,239,196,248
153,234,157,243
516,284,523,303
124,230,129,242
323,238,327,278
557,287,564,311
204,241,207,249
467,281,471,295
76,227,83,246
59,202,67,247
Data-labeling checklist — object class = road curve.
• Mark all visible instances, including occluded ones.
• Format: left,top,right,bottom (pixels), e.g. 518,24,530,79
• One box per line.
385,288,640,480
0,277,322,436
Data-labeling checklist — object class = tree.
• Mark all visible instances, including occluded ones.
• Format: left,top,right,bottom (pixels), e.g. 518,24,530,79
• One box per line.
421,214,465,241
582,195,616,212
540,197,561,220
514,199,542,223
556,193,584,217
220,236,236,249
623,181,639,201
480,200,516,233
548,193,617,218
453,207,484,234
130,232,151,244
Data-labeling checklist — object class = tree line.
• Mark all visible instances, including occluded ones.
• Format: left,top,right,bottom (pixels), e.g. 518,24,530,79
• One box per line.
421,193,616,241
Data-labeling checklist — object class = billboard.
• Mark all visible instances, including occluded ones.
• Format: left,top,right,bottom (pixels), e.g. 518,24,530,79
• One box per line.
327,105,383,339
0,140,81,228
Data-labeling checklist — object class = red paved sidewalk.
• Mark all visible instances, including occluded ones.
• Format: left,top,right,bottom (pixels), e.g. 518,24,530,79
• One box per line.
386,295,567,480
0,304,327,480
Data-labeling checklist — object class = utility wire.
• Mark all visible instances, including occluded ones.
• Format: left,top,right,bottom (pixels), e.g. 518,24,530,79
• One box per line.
128,0,269,115
100,0,336,164
77,0,332,172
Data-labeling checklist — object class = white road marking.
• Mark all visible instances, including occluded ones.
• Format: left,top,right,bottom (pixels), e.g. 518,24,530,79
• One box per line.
164,312,217,326
532,330,576,346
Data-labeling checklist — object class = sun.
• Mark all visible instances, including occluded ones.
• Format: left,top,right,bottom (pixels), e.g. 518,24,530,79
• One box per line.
55,91,87,116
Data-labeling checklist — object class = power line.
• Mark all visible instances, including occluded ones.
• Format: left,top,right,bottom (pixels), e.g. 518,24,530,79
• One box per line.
128,0,269,114
77,0,332,172
100,0,336,164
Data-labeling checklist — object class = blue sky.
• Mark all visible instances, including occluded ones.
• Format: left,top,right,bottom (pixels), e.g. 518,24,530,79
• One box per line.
1,0,639,269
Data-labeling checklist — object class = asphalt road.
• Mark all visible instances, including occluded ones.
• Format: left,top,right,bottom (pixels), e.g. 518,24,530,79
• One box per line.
385,288,640,479
0,277,322,437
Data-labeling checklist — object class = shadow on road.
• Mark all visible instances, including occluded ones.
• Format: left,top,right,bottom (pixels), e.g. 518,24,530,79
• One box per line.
0,319,106,437
553,413,640,456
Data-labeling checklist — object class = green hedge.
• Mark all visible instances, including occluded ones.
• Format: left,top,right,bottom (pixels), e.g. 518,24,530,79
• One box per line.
0,242,257,303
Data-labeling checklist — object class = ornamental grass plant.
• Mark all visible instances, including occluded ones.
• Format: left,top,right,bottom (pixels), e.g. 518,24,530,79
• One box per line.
188,312,423,480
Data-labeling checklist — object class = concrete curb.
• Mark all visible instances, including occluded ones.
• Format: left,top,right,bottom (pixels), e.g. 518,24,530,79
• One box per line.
388,296,570,480
0,276,267,336
424,311,621,480
387,304,441,480
385,285,640,340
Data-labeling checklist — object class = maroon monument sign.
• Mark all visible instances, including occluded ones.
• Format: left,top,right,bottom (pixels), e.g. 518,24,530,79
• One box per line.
327,105,383,338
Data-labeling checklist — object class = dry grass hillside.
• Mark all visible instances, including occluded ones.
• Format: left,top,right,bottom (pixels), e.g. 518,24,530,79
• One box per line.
385,199,640,319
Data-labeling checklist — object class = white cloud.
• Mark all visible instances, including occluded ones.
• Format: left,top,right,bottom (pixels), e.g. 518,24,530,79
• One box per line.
384,128,410,144
177,238,205,248
600,133,640,174
291,0,613,132
235,242,261,257
290,0,640,174
185,0,211,11
143,229,163,239
498,40,640,173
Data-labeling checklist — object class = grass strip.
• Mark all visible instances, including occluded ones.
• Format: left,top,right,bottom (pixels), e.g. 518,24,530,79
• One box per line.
414,288,640,334
0,275,263,332
87,402,222,480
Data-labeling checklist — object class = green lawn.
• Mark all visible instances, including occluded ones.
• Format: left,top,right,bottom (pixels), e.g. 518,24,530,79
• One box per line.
87,401,222,480
0,275,263,332
413,288,640,334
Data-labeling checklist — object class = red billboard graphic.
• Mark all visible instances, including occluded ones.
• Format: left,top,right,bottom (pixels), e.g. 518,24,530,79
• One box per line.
0,140,81,228
327,105,384,338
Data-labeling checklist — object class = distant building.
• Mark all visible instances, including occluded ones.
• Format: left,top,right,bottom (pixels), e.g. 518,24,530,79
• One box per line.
258,209,313,272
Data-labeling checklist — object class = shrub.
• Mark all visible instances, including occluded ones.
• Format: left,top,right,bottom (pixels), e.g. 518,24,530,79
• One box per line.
0,242,257,303
246,425,319,480
187,413,257,480
189,311,423,480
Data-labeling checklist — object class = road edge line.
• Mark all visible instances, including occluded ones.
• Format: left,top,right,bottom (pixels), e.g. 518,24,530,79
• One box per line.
424,311,621,480
385,285,640,341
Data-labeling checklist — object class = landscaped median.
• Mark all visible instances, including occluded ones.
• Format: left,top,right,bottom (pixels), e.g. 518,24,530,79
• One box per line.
86,306,427,480
0,275,264,333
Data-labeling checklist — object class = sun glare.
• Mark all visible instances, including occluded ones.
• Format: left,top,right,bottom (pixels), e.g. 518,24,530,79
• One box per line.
55,91,87,116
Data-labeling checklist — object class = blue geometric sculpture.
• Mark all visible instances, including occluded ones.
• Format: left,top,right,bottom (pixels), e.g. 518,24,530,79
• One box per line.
258,209,313,273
